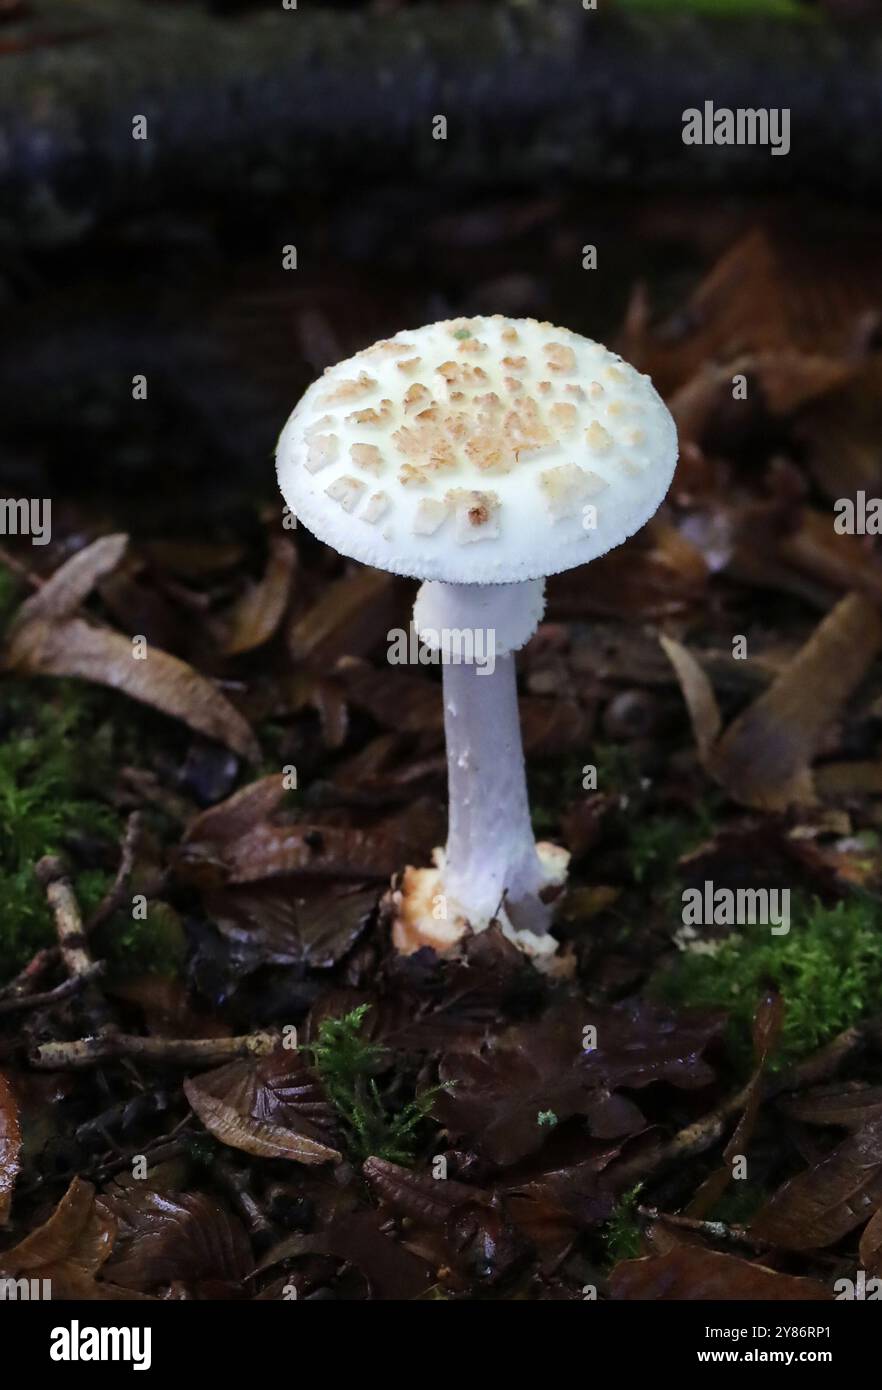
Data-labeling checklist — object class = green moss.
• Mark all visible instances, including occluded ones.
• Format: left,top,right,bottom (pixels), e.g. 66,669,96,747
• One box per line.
0,682,120,980
654,897,882,1070
604,1183,644,1264
305,1005,446,1165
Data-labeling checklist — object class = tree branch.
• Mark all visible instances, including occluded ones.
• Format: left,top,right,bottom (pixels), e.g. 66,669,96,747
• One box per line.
2,1,882,247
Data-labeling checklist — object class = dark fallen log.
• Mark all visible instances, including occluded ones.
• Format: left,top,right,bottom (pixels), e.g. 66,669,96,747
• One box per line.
2,1,882,246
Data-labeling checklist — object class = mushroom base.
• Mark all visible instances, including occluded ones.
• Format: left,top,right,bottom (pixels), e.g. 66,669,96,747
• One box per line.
389,841,570,970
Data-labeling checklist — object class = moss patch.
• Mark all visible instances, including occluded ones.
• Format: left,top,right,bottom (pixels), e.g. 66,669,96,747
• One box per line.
604,1183,644,1264
305,1004,445,1165
654,897,882,1070
0,681,119,980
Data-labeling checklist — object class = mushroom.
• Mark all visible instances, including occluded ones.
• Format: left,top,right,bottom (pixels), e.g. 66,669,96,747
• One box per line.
276,316,677,964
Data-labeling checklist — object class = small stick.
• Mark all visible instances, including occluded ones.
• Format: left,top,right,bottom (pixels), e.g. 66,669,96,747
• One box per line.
637,1205,775,1254
85,811,143,934
16,1135,192,1198
35,854,93,979
610,1016,882,1192
30,1028,280,1071
0,947,58,1002
0,962,104,1017
212,1155,276,1242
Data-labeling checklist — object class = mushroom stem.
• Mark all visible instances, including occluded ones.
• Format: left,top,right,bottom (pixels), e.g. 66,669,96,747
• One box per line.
413,578,549,934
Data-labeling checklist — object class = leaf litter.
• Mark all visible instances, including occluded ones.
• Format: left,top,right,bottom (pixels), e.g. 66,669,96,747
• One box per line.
3,205,882,1300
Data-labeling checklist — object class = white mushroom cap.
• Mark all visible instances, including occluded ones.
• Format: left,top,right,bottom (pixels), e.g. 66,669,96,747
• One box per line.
276,316,677,584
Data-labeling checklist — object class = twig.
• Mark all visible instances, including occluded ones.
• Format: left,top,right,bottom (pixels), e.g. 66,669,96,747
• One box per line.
0,947,58,1002
84,811,142,934
30,1028,280,1071
637,1205,775,1255
16,1134,193,1198
609,1016,882,1191
0,962,104,1017
5,0,882,250
35,854,94,979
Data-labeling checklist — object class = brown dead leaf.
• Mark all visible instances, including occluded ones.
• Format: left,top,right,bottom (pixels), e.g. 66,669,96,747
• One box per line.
0,1070,21,1225
184,1049,342,1164
221,535,296,655
0,1175,142,1298
610,1246,830,1301
364,1155,489,1228
10,533,128,631
670,353,851,449
797,360,882,502
663,593,882,810
0,1176,100,1272
859,1205,882,1278
98,1182,252,1293
638,226,879,397
186,808,441,886
436,1000,722,1167
183,775,287,849
779,508,882,607
288,567,402,666
206,880,376,968
751,1117,882,1251
334,656,443,736
256,1209,434,1300
712,592,882,809
6,617,259,762
551,517,707,622
658,632,722,765
778,1084,882,1131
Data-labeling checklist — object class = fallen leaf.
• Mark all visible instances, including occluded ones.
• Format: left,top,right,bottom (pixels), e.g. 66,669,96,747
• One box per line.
610,1245,830,1301
334,657,443,735
221,535,296,655
182,790,443,886
797,360,882,502
364,1155,489,1228
670,353,851,449
10,533,128,631
751,1117,882,1251
184,1049,342,1164
288,567,402,666
0,1176,137,1299
779,508,882,606
436,1000,723,1166
859,1205,882,1278
256,1210,433,1300
551,518,707,622
98,1183,252,1293
664,594,882,809
778,1084,882,1131
183,775,287,849
659,632,722,765
6,617,259,761
206,880,376,968
712,592,882,809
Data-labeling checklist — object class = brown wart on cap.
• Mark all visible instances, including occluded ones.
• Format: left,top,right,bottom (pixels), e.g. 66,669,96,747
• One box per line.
276,316,678,966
